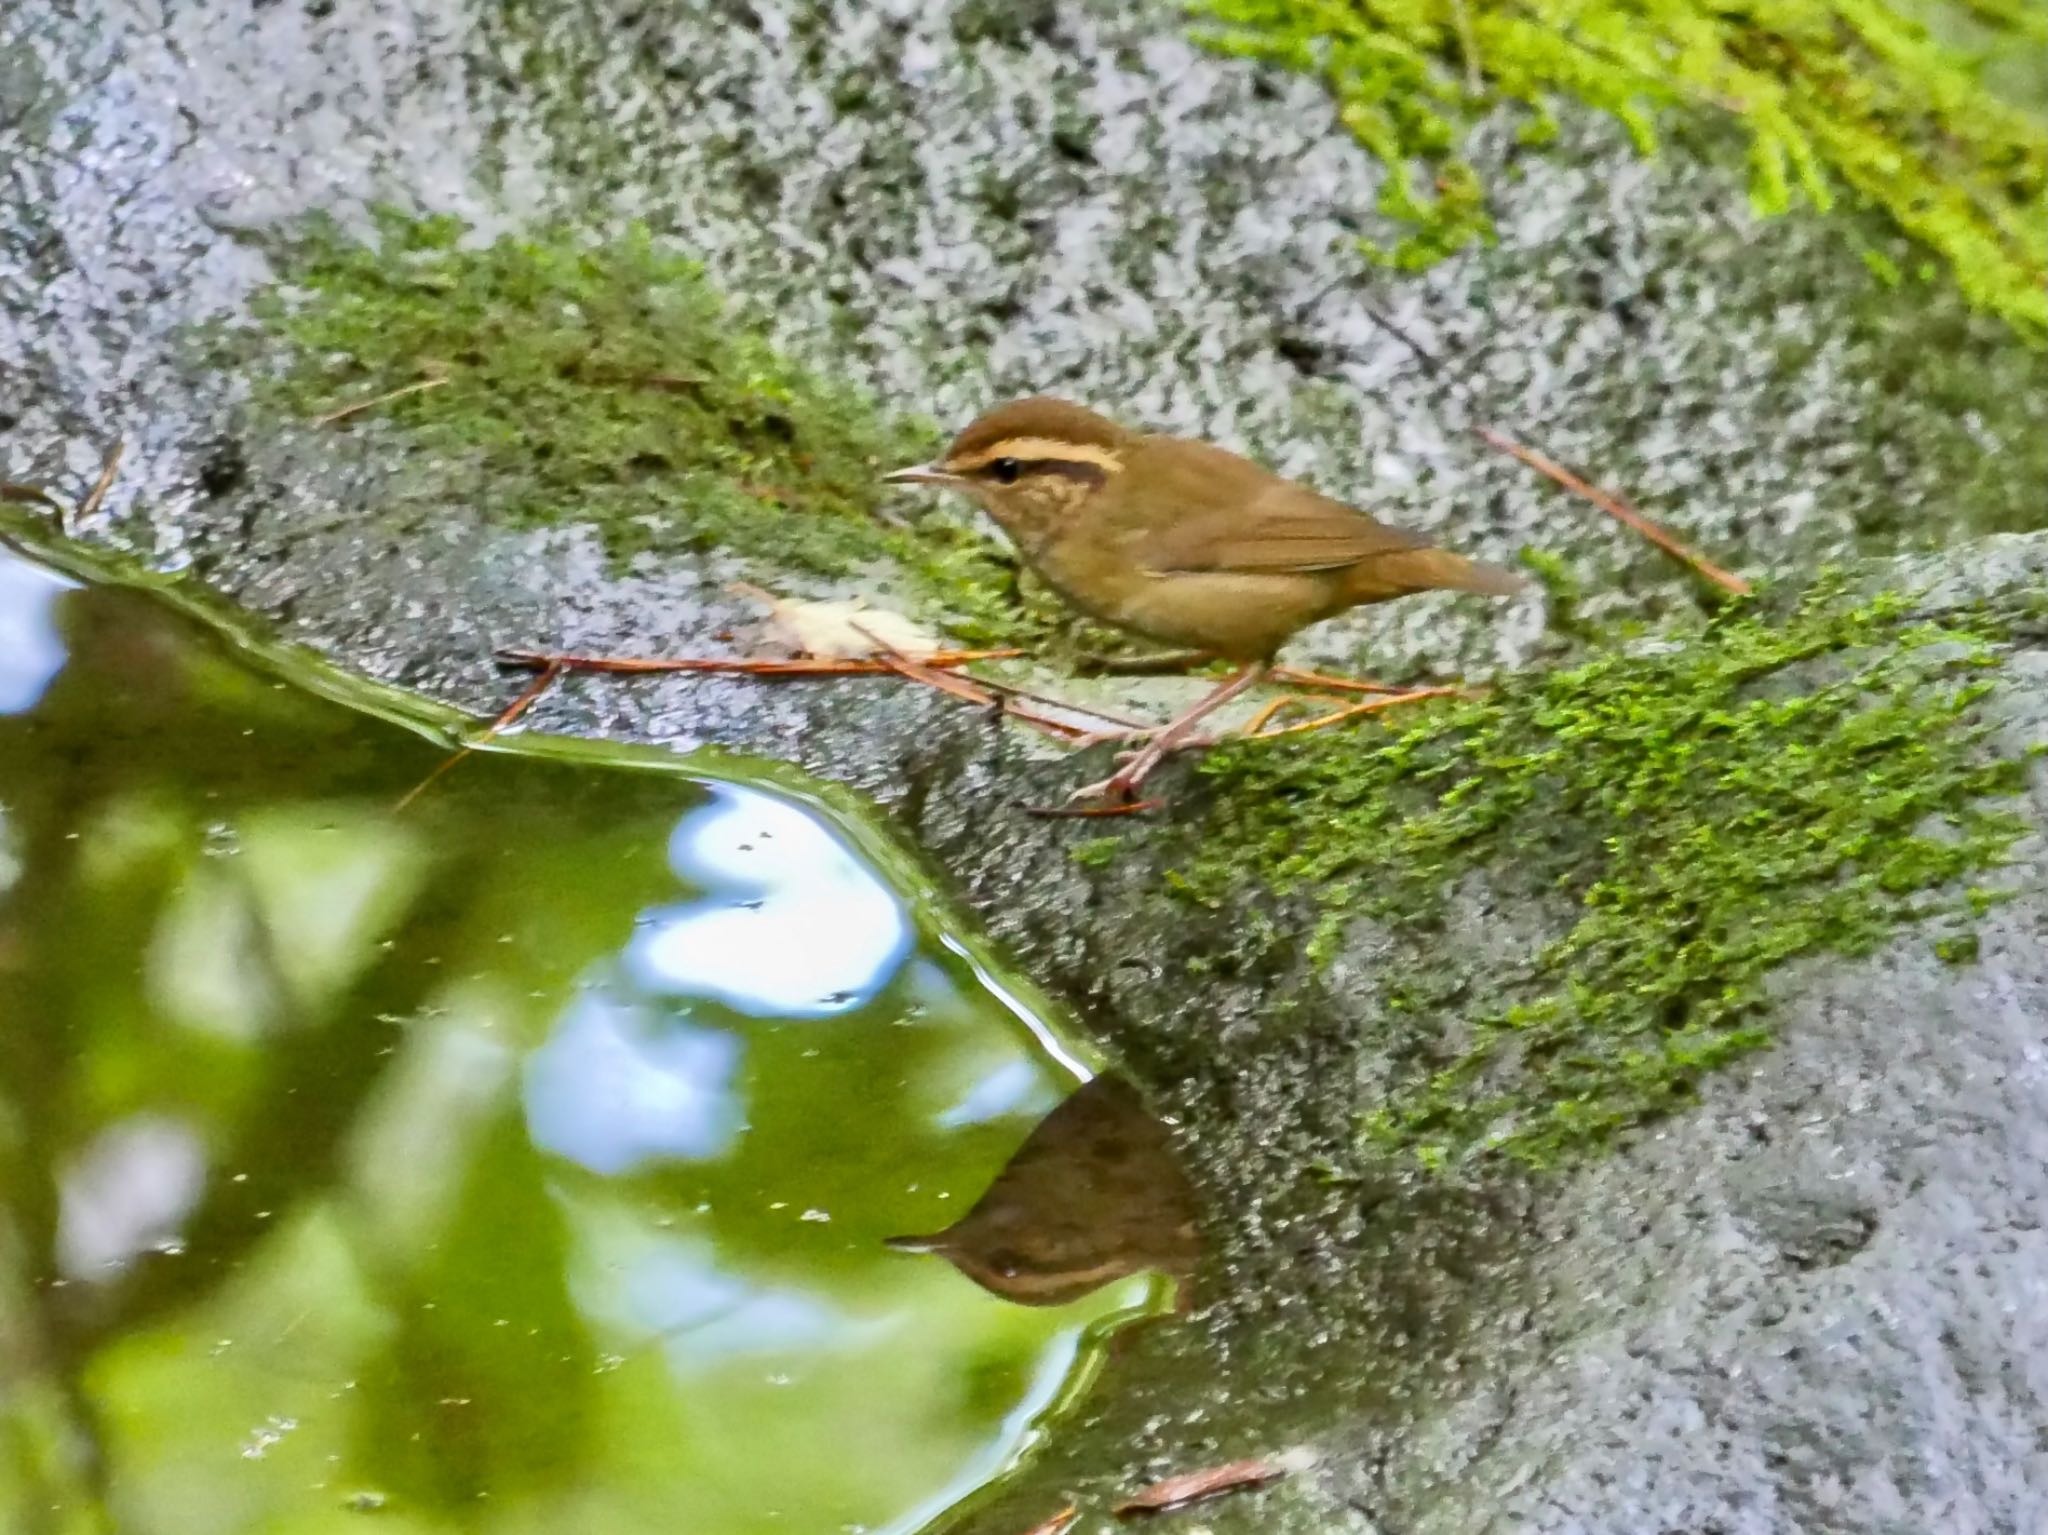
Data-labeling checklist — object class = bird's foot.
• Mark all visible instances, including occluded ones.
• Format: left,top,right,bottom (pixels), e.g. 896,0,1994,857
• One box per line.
1024,768,1162,818
1028,661,1268,817
1070,763,1149,804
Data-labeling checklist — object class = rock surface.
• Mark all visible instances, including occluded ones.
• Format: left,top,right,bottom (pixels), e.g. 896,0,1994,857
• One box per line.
6,3,2048,1532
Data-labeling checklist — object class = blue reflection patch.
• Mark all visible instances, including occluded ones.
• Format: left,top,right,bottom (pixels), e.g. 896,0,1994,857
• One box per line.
627,786,911,1017
936,1059,1060,1128
0,557,76,715
628,1239,849,1367
524,988,744,1174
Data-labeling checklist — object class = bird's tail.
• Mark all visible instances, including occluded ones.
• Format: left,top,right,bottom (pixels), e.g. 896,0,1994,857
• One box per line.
1353,547,1526,599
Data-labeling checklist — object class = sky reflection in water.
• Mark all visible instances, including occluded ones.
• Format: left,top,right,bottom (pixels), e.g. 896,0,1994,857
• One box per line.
0,556,73,713
0,541,1178,1535
636,789,914,1016
525,987,746,1173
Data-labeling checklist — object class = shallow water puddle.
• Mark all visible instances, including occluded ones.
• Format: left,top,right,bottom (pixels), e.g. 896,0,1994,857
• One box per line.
0,538,1188,1533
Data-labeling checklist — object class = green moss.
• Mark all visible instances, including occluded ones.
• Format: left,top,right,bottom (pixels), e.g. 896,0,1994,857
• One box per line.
1831,289,2048,541
1184,583,2030,1167
1069,835,1125,868
1190,0,2048,339
247,212,1067,648
1518,546,1598,642
1934,931,1981,963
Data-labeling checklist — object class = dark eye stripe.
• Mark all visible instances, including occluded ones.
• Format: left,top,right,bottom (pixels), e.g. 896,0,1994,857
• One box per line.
1006,458,1108,487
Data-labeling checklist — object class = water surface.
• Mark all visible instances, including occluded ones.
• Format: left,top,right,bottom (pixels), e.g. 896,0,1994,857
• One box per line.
0,537,1183,1534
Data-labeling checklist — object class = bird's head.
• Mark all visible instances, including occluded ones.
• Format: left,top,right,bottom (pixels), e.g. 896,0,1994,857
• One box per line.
884,396,1128,543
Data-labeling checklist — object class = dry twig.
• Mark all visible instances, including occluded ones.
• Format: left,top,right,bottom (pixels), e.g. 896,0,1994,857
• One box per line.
393,659,564,813
312,374,450,427
496,647,1023,677
77,439,124,523
1012,1505,1078,1535
1343,302,1750,596
1473,425,1751,596
1025,797,1164,820
500,641,1148,743
1248,684,1461,740
850,620,1092,743
1241,693,1332,737
967,673,1154,733
1113,1456,1292,1517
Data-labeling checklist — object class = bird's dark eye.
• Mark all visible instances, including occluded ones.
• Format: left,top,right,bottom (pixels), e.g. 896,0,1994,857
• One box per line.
990,457,1021,484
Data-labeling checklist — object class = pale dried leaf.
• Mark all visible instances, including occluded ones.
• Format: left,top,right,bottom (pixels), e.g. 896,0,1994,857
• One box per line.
730,583,943,660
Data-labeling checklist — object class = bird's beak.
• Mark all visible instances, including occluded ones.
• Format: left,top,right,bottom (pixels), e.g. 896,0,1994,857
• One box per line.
882,463,957,488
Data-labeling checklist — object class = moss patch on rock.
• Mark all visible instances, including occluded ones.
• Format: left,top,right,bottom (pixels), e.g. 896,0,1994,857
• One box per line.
1191,0,2048,338
1184,583,2033,1168
247,212,1065,647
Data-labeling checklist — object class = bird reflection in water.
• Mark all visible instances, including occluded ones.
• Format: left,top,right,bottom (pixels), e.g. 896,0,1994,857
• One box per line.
887,1075,1202,1309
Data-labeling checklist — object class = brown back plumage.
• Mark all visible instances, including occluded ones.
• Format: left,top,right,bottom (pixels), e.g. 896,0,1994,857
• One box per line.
1119,433,1523,597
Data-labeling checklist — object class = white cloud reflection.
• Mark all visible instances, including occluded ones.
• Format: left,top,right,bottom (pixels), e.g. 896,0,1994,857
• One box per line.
57,1115,207,1280
0,556,75,715
625,787,911,1018
629,1238,848,1369
936,1059,1059,1128
524,987,744,1175
0,805,18,895
564,1204,857,1369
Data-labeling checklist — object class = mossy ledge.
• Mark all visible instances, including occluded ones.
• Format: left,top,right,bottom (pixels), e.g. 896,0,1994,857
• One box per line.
1179,580,2035,1169
1191,0,2048,338
243,211,1072,648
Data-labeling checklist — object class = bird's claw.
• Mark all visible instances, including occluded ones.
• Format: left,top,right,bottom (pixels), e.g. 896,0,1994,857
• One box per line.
1027,726,1223,814
1065,773,1136,806
1022,772,1163,818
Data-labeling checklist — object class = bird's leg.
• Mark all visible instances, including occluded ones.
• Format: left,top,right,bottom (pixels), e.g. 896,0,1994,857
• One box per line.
1044,663,1269,811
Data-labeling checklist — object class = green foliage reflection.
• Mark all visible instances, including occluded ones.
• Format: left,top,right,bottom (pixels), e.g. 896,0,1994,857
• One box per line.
0,547,1153,1535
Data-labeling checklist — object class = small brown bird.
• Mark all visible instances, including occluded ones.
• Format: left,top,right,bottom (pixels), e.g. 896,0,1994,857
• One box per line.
885,397,1523,804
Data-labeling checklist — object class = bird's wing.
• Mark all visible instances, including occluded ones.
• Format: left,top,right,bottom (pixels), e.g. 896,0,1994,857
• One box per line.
1123,437,1429,575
